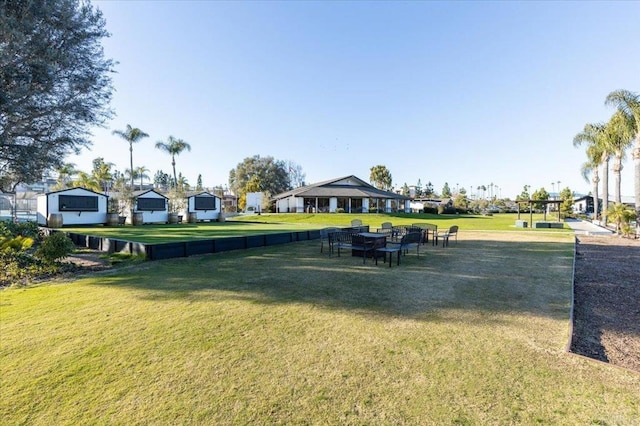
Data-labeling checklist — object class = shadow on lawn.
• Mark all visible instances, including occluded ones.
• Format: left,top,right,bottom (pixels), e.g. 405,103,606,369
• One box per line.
93,236,576,323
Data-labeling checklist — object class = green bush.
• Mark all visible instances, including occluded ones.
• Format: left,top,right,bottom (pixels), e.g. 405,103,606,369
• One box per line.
0,220,41,240
335,208,345,213
35,232,75,262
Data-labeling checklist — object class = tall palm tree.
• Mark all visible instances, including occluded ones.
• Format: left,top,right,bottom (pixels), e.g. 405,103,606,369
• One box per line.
574,123,611,224
605,89,640,221
155,136,191,187
605,110,633,204
112,125,149,189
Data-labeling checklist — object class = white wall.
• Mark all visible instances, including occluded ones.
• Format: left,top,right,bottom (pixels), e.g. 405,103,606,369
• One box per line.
134,191,168,224
187,194,220,221
37,188,108,226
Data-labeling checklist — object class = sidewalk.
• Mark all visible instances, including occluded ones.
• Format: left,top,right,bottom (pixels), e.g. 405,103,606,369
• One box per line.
564,218,615,236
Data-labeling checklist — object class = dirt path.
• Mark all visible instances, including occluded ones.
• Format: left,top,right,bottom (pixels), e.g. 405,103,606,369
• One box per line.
570,235,640,372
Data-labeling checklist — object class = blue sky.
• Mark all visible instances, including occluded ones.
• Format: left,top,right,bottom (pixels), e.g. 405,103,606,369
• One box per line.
77,1,639,198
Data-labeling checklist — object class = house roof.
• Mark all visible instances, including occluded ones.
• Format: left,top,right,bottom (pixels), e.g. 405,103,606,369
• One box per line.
132,189,168,199
185,191,219,199
43,187,107,197
272,175,410,201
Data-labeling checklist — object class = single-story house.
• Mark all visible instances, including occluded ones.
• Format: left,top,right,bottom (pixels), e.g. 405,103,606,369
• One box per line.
132,189,169,224
272,175,411,213
37,187,108,226
184,191,221,222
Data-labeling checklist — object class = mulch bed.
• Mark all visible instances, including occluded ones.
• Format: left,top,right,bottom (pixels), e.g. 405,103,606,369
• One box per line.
570,235,640,372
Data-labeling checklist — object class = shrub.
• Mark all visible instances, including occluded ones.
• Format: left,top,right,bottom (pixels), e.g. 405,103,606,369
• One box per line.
335,208,345,213
0,235,34,252
0,220,41,240
423,207,438,214
35,232,75,262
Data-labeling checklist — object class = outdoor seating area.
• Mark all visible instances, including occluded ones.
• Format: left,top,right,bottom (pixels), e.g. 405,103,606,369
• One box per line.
321,222,459,268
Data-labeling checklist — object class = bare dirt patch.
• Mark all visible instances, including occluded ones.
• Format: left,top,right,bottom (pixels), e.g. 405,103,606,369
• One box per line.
570,235,640,372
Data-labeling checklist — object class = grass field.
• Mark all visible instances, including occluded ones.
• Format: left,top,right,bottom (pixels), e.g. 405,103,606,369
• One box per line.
1,230,638,424
60,212,568,244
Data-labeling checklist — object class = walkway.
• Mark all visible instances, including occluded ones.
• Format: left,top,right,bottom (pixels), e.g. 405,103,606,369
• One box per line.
564,218,614,236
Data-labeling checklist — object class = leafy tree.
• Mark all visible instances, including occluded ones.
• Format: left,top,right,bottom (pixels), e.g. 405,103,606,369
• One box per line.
228,155,291,202
196,174,203,191
369,165,392,190
0,0,114,192
415,179,423,198
531,187,550,211
559,187,574,218
441,182,452,198
401,183,409,197
153,170,172,190
155,136,191,188
424,181,435,197
112,125,149,189
606,89,640,222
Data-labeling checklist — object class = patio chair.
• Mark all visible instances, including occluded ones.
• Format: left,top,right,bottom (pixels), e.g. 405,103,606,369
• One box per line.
436,225,458,247
376,231,421,266
319,227,339,254
332,231,374,264
412,223,437,245
351,218,363,227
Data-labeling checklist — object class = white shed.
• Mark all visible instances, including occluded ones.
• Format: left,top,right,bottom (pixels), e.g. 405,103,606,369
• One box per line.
37,187,108,226
185,192,220,222
132,189,169,224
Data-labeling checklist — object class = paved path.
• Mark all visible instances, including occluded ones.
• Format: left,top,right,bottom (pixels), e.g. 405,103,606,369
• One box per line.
564,218,615,236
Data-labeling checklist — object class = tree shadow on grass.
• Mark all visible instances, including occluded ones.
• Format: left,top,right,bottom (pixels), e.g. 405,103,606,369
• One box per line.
92,235,576,324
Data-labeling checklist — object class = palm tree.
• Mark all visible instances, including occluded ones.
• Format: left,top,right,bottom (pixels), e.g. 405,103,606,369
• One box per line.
574,123,611,224
580,143,603,219
155,136,191,187
605,110,633,204
133,166,149,190
607,202,636,235
605,89,640,223
73,172,101,193
112,125,149,189
54,162,77,189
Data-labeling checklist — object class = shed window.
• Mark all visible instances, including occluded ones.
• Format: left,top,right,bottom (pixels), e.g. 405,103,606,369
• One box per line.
59,195,99,212
137,198,166,211
194,196,216,210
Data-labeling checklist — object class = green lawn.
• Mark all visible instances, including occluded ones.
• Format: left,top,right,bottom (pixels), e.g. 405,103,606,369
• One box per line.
61,213,568,244
1,231,638,424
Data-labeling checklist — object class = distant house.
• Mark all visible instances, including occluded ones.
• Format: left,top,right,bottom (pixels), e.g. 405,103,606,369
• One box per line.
184,191,221,222
36,187,108,226
132,189,169,224
272,175,410,213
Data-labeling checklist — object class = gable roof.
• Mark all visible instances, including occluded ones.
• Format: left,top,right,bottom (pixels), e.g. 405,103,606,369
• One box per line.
132,189,168,199
272,175,409,200
43,187,107,197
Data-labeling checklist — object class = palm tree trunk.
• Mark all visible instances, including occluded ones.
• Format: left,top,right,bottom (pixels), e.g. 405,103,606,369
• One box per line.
172,156,177,188
613,154,623,204
592,171,599,220
129,142,134,189
633,137,640,234
602,157,609,225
